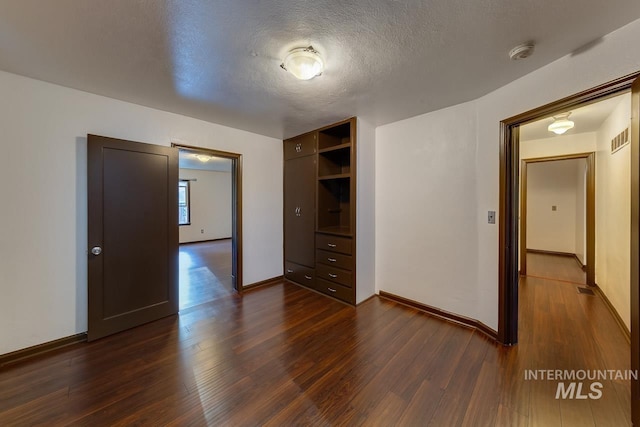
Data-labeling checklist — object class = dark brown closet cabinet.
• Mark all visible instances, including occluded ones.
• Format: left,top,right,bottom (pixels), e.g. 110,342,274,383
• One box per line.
284,132,317,287
283,118,356,304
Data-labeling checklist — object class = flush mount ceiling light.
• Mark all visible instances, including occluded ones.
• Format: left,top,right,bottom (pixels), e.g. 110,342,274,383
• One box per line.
548,112,575,135
280,46,323,80
194,154,212,162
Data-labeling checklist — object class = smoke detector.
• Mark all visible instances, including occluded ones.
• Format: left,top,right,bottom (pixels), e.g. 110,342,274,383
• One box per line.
509,43,535,60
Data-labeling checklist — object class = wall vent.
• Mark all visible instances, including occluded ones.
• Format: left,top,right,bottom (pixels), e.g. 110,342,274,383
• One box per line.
611,127,629,154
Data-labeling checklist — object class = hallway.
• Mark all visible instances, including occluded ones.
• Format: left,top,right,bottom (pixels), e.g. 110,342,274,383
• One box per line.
525,252,586,285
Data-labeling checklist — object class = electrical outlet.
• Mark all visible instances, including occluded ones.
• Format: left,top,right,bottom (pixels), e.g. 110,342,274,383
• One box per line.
488,211,495,224
552,206,557,211
201,229,204,234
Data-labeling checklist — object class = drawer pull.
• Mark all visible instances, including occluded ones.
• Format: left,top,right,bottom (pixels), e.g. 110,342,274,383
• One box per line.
327,243,337,248
328,287,337,293
328,258,337,263
328,273,338,278
304,275,312,280
286,269,293,273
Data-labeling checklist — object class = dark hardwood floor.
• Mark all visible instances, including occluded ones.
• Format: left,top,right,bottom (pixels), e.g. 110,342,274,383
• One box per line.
0,259,630,425
179,239,233,310
526,252,586,285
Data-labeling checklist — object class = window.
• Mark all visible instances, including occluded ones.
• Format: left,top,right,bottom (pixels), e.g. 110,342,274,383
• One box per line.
178,180,190,225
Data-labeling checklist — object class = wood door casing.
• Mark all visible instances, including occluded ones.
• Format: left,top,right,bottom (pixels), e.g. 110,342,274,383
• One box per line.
631,76,640,426
284,155,316,268
88,134,179,341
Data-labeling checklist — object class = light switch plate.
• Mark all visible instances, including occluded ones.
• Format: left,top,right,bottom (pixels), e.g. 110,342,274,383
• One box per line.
488,211,495,224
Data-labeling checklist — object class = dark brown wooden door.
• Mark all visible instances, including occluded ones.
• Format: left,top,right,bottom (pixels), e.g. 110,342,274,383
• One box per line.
284,155,316,267
88,134,179,341
631,77,640,426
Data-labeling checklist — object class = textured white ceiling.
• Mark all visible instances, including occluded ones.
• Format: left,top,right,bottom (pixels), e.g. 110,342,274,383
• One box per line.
0,1,639,139
520,92,630,141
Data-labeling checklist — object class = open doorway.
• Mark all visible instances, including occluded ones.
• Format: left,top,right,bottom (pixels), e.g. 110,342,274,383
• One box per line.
519,155,592,286
515,92,630,326
499,74,637,345
499,74,640,423
173,144,243,310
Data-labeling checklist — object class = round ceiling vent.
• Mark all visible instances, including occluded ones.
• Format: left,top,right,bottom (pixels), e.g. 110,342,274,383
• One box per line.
509,43,535,60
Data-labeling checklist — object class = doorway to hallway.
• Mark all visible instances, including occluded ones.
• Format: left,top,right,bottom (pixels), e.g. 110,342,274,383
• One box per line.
174,145,243,310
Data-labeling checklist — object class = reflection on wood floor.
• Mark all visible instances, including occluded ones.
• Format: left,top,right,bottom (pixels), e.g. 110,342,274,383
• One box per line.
179,239,233,310
0,258,630,425
526,251,586,284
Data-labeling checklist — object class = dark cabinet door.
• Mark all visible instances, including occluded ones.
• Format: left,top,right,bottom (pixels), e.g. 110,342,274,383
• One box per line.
284,155,316,267
284,132,317,160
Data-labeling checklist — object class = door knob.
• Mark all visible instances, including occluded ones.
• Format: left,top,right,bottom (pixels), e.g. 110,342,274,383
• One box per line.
91,246,102,256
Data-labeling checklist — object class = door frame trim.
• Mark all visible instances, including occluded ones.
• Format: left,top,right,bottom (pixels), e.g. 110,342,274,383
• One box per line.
631,77,640,426
172,144,243,291
519,152,595,286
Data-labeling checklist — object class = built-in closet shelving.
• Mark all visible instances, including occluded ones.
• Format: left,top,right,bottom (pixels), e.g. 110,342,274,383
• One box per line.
283,117,357,304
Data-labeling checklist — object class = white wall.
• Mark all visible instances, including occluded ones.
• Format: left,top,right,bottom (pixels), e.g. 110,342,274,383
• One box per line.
178,169,232,243
356,118,376,303
376,101,480,319
526,159,582,254
596,97,631,329
377,18,640,331
0,70,283,355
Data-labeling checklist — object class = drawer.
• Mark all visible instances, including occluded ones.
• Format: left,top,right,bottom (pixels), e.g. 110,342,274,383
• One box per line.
316,279,354,304
284,261,316,288
316,233,352,255
317,264,352,288
284,132,317,160
316,249,353,270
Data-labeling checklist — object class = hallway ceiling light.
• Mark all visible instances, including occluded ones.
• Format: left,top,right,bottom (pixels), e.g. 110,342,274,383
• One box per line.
194,154,212,162
548,112,575,135
280,46,323,80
